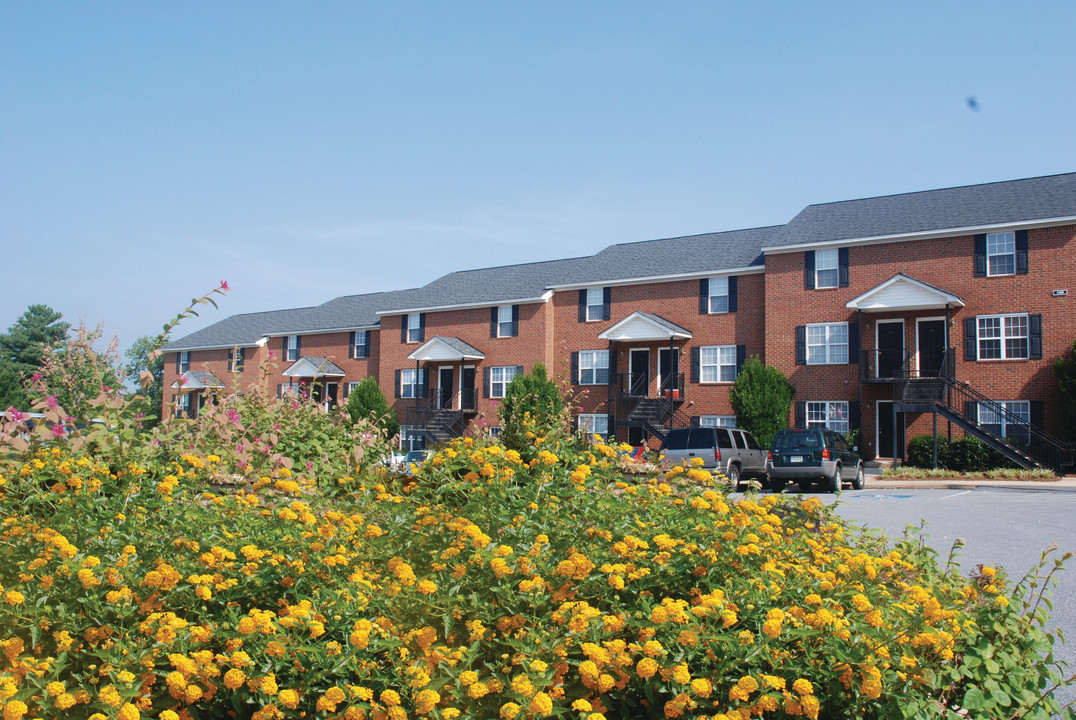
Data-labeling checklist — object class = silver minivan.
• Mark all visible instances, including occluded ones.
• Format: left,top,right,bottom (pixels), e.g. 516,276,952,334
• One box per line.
658,426,769,490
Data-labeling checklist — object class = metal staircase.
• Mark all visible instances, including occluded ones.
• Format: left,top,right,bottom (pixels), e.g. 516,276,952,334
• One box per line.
893,350,1075,475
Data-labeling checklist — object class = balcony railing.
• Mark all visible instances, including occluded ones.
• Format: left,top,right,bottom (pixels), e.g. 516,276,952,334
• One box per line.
609,372,686,401
860,348,953,382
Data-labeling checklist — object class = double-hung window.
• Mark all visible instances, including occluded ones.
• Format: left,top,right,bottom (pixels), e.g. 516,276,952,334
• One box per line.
807,323,849,364
977,314,1028,360
177,393,191,413
578,350,609,385
586,288,604,321
497,305,514,338
699,415,737,428
352,331,368,358
577,413,609,437
986,232,1016,276
228,347,245,373
814,249,839,289
407,314,422,343
178,351,190,373
399,369,424,399
285,336,299,362
345,381,360,397
699,345,738,383
707,277,729,314
807,401,849,433
280,382,305,398
978,401,1030,443
489,366,520,398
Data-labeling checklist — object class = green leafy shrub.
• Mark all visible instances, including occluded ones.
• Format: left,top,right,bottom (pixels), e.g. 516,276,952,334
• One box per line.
729,357,794,447
907,434,952,469
497,362,567,459
347,376,400,439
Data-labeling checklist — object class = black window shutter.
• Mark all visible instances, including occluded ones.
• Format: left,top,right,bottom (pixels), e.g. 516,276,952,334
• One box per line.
394,370,401,398
401,316,407,343
728,276,738,312
974,235,987,276
1029,314,1042,359
239,348,245,370
570,352,579,385
490,307,498,338
275,384,282,399
175,354,181,374
847,321,859,364
295,336,301,357
578,290,587,322
418,314,426,343
419,369,429,398
608,350,617,385
602,287,611,321
349,331,356,358
699,279,709,314
1015,230,1029,275
690,416,700,428
283,337,288,356
795,402,806,428
511,305,519,336
795,326,806,365
804,251,815,290
483,367,491,398
964,400,977,422
964,318,977,361
736,345,746,374
343,383,350,398
361,331,370,358
691,347,700,383
1030,400,1044,428
838,248,849,287
849,401,861,435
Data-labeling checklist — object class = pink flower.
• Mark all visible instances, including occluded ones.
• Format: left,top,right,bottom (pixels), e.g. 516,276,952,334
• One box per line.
236,443,245,452
30,373,42,382
220,280,230,291
45,396,59,408
51,424,67,438
268,350,276,358
5,407,26,422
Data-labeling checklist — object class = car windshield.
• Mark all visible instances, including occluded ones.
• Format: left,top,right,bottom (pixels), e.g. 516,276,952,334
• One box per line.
403,451,429,463
773,430,822,449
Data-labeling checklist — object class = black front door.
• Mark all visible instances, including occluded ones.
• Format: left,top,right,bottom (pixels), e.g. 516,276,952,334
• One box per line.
917,320,946,377
877,401,905,459
658,348,679,395
629,349,649,396
439,367,453,409
461,367,476,411
877,321,904,379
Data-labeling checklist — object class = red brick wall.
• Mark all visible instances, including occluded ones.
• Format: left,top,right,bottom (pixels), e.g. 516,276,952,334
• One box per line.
161,347,269,419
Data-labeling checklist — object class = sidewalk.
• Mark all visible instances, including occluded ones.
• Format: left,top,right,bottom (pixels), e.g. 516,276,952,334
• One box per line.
861,466,1076,492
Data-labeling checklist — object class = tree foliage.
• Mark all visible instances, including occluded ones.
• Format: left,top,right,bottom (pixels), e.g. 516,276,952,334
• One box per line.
346,376,400,439
124,335,165,424
497,363,566,458
0,304,70,410
33,320,123,422
1054,338,1076,442
729,356,795,448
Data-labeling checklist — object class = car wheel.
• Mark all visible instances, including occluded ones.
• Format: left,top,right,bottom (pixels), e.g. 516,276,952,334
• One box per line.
726,464,741,491
852,464,865,490
771,477,785,493
827,465,842,493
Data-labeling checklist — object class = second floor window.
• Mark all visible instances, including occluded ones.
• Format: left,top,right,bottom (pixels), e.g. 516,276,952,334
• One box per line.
707,276,729,313
497,305,516,337
978,314,1028,360
807,323,849,364
228,347,245,373
177,351,190,373
285,336,300,362
351,330,368,358
986,232,1016,276
814,249,839,288
406,314,423,343
578,350,609,385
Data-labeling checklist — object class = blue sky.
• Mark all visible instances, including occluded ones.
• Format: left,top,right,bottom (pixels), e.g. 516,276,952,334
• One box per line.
2,2,1074,357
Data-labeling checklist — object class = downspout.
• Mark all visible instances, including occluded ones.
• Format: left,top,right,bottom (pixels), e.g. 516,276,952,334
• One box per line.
857,309,864,455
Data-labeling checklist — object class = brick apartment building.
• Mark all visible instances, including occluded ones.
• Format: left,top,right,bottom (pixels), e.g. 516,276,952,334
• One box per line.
163,172,1076,471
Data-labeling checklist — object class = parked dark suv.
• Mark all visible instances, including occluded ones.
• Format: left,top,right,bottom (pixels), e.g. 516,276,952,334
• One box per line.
658,426,769,490
768,428,864,493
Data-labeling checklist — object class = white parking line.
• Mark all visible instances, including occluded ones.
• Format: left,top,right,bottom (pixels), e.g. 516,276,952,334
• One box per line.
943,491,972,499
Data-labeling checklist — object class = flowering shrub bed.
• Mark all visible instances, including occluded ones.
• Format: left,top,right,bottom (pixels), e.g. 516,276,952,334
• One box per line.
1,424,1073,719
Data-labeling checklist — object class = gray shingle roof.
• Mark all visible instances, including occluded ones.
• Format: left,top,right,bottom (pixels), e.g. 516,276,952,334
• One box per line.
304,288,427,330
164,306,319,351
773,172,1076,247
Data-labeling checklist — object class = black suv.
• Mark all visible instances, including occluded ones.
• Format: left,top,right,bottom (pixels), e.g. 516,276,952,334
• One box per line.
768,428,864,493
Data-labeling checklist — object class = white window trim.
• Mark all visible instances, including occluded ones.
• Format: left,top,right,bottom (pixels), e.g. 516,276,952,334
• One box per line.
489,366,519,399
400,369,424,399
815,249,839,289
406,314,422,343
578,413,609,437
976,313,1029,361
699,345,738,383
586,287,604,322
578,350,609,385
806,401,849,433
699,415,737,428
281,382,305,398
497,305,514,338
707,276,729,314
806,322,849,365
986,231,1016,277
353,332,367,357
177,393,191,411
345,381,360,397
285,336,299,362
978,400,1030,440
